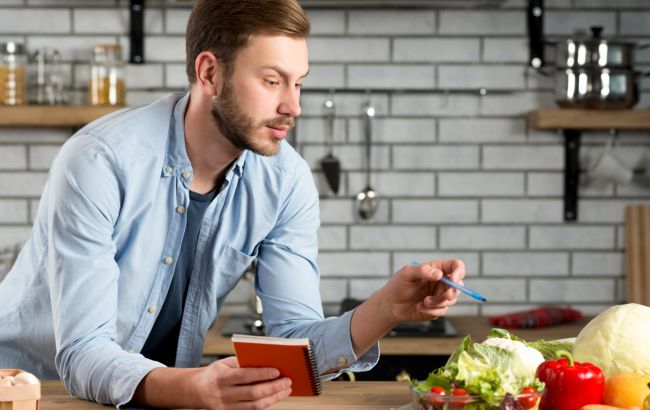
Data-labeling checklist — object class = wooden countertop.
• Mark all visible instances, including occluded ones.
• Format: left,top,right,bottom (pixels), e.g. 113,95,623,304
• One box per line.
39,380,410,409
204,315,590,356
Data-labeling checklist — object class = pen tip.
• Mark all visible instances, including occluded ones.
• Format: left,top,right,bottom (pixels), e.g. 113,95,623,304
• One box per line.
480,297,487,303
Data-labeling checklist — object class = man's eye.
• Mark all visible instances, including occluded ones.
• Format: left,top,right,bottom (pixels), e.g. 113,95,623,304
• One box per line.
265,79,280,86
295,83,303,89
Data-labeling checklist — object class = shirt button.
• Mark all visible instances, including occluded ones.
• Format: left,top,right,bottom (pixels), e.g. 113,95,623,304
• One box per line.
165,165,173,174
182,171,192,179
163,256,173,265
337,356,348,366
176,205,186,214
147,306,156,313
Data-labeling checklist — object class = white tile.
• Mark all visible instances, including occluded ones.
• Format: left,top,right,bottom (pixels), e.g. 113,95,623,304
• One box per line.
467,279,527,302
302,145,390,171
394,38,479,63
438,11,525,35
480,92,555,116
0,146,26,170
125,64,164,88
28,0,114,4
480,304,540,316
125,90,171,106
307,38,390,62
545,11,616,36
318,226,347,250
440,226,526,250
28,36,116,62
620,12,650,35
0,172,48,197
348,118,435,144
0,227,32,248
439,118,526,143
530,226,616,250
527,172,616,197
392,251,480,276
302,64,345,89
317,252,390,276
350,226,436,250
0,9,69,33
577,0,650,7
393,146,479,170
299,92,389,116
29,145,60,170
306,10,345,34
0,128,68,144
483,252,569,275
320,279,348,303
483,38,528,63
392,199,479,223
320,199,355,224
439,65,525,90
165,63,189,89
392,94,480,117
73,8,163,34
165,9,190,34
573,252,624,276
144,36,185,62
439,173,525,196
482,199,563,223
0,200,29,223
348,172,435,197
483,146,563,170
580,200,638,223
29,199,39,224
349,10,435,34
350,279,388,299
530,278,616,302
347,64,434,90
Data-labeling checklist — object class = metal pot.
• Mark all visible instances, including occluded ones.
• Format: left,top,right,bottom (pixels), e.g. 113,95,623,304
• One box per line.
555,67,639,109
552,27,638,69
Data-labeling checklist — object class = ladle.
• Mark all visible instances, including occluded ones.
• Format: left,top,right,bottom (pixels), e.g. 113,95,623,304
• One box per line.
355,100,379,220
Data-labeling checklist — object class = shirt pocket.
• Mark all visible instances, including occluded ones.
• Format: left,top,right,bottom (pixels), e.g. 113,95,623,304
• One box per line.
217,246,256,295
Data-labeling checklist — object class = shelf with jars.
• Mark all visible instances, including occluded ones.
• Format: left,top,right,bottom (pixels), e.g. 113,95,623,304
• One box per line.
0,105,123,127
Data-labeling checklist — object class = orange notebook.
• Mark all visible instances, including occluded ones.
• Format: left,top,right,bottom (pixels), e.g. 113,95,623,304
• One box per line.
231,334,322,396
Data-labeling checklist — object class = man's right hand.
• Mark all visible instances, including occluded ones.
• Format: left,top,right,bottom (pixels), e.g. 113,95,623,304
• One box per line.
133,356,292,409
195,356,292,409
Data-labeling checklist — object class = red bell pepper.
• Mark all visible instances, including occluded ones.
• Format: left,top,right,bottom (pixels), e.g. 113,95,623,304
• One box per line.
535,350,605,410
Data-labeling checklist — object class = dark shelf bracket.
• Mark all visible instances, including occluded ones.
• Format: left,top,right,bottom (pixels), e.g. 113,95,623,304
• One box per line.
130,0,144,64
527,0,545,68
563,130,581,221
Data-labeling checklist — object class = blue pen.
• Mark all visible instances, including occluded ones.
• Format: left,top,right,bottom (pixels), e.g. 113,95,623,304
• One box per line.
411,261,487,303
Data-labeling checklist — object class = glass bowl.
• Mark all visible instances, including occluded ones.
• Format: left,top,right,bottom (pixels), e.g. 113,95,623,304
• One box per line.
409,385,543,410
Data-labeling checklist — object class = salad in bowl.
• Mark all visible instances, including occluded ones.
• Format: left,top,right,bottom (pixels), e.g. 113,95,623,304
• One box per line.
409,329,572,410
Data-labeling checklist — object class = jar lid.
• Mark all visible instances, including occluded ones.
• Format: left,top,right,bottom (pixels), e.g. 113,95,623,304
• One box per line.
1,41,25,55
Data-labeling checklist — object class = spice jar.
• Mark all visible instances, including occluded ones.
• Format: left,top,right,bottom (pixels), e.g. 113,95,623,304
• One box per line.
88,44,125,106
0,41,28,105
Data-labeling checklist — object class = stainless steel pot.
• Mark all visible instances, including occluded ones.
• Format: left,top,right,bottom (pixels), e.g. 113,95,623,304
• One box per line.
552,27,637,69
555,67,639,109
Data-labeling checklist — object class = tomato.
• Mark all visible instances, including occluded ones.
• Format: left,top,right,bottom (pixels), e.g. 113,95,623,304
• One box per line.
450,388,471,409
424,385,447,406
517,387,538,410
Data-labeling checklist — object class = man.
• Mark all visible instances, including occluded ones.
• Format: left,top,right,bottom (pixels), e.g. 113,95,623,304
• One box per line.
0,0,464,409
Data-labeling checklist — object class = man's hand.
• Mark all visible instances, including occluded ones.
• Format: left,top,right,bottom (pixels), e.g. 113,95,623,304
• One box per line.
133,356,292,410
349,259,465,358
379,259,465,323
196,356,292,410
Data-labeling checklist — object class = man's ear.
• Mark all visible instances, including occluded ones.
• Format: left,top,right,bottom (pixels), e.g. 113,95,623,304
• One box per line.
194,51,224,98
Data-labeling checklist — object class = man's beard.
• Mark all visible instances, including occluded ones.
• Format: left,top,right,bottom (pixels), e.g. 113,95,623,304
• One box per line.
211,82,294,157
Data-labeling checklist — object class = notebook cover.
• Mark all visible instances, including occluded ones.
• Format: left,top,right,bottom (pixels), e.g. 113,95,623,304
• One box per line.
232,335,322,396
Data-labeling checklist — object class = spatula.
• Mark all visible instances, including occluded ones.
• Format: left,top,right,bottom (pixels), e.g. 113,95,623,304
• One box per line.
320,96,340,194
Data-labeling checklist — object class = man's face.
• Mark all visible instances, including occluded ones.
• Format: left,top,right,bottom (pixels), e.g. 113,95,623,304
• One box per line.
211,34,309,156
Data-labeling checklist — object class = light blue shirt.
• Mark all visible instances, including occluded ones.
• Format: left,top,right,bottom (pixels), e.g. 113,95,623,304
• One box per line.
0,93,378,407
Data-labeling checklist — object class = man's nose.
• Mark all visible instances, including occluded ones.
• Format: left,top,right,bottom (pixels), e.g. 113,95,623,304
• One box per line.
278,86,301,118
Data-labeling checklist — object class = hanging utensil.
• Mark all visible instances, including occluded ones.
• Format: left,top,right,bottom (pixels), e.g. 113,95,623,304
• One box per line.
320,95,340,194
355,99,379,220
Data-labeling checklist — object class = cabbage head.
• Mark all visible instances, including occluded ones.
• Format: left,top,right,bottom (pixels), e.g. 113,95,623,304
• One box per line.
572,303,650,378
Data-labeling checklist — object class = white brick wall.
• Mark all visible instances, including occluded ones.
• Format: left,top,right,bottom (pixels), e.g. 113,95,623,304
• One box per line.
1,1,649,317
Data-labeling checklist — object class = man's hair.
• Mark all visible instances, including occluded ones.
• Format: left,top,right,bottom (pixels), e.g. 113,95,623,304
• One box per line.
185,0,311,84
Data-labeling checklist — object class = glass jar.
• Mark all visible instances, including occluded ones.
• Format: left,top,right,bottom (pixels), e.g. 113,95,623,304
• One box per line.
0,42,28,105
88,44,125,106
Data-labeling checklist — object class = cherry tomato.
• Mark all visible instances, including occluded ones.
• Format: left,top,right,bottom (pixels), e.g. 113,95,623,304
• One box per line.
516,386,538,409
450,388,471,409
424,385,447,406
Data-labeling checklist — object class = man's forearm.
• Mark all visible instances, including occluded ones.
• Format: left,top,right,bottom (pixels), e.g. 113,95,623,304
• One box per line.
132,367,205,409
349,289,398,358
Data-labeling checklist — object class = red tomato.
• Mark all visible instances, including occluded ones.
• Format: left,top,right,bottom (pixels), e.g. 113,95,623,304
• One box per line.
450,388,471,409
517,387,538,409
424,386,447,406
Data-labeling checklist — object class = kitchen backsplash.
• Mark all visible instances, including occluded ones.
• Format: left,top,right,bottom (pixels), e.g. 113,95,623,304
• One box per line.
1,0,649,317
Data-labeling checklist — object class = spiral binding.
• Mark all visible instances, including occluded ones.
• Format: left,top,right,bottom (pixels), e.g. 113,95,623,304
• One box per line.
304,339,322,395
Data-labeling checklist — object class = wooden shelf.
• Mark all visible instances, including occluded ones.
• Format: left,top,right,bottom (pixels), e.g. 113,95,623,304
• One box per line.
0,105,123,127
529,109,650,130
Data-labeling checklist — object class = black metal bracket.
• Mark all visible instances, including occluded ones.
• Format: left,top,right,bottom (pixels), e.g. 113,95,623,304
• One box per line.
527,0,545,68
563,130,581,221
129,0,144,64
